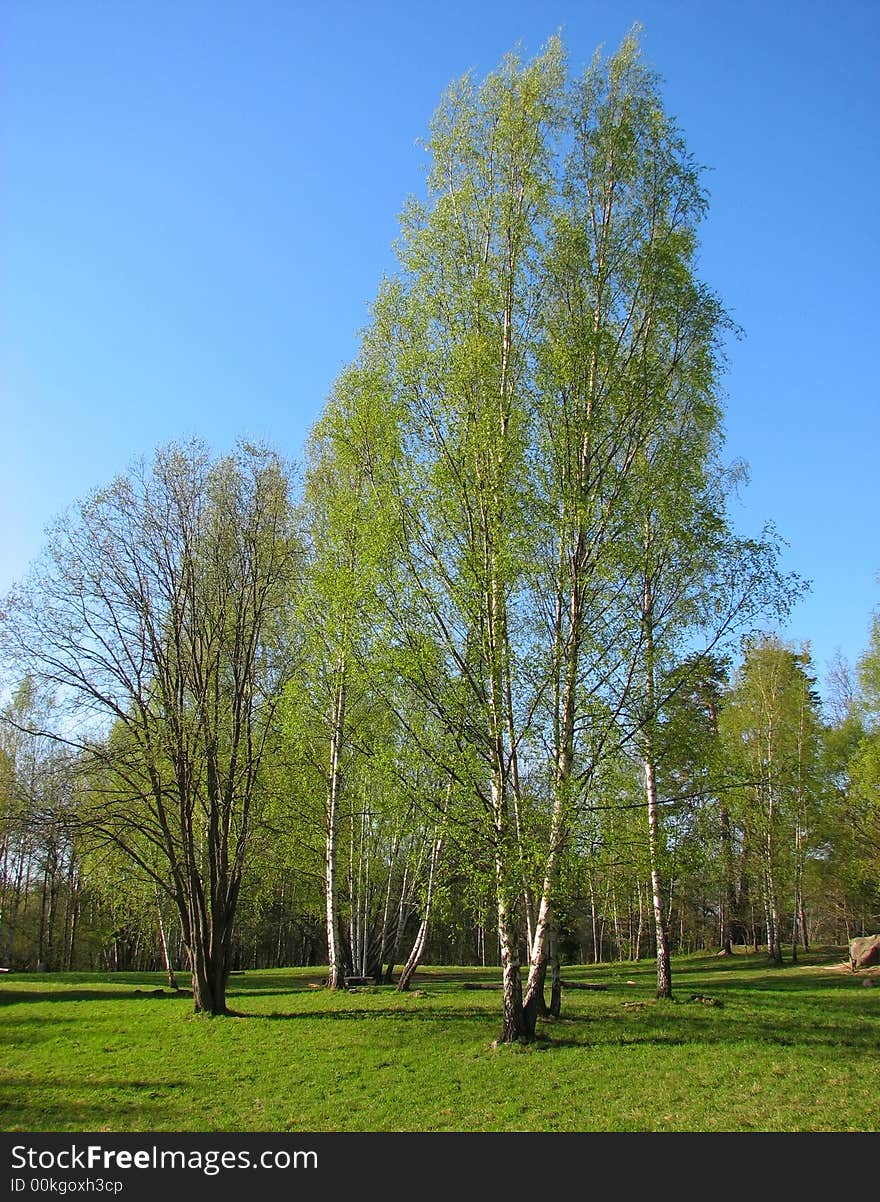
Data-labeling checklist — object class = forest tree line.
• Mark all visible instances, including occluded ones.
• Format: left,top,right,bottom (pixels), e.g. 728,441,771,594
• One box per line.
1,32,877,1041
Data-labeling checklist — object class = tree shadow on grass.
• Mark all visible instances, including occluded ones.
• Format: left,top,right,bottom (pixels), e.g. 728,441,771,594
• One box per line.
0,1078,186,1132
226,976,327,995
702,974,870,995
1,1076,189,1090
242,1008,590,1052
593,996,880,1054
0,988,190,1006
250,1006,496,1023
226,987,329,1001
236,989,880,1057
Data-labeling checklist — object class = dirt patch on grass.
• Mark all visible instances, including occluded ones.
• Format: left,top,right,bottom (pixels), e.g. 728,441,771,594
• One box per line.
821,961,880,979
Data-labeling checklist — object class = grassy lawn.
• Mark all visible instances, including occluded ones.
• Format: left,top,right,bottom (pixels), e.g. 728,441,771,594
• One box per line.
1,948,877,1132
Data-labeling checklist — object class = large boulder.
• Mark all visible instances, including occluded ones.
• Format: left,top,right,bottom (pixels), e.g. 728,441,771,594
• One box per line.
849,934,880,970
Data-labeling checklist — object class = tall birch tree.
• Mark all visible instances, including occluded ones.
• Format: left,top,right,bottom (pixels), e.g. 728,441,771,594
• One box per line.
374,40,565,1042
523,31,731,1016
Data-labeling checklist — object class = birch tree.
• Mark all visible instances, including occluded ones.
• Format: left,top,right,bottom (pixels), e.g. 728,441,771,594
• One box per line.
327,27,796,1037
523,31,732,1015
374,39,565,1041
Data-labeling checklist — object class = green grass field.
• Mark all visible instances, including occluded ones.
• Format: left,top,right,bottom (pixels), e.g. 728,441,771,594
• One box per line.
2,948,877,1133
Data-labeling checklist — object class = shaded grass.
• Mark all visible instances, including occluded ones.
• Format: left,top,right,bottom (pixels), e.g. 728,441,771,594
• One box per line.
1,948,877,1132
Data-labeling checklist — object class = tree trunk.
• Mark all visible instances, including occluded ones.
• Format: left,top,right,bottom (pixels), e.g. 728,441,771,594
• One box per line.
190,946,230,1015
643,581,672,1000
186,910,232,1015
718,803,736,955
498,900,529,1044
523,829,564,1021
156,890,178,990
589,872,600,964
763,715,784,967
176,884,233,1015
377,843,400,981
66,888,79,971
358,803,371,978
611,879,622,960
524,956,550,1024
397,826,444,992
635,880,645,961
765,824,783,964
548,925,562,1019
275,881,286,968
768,888,783,966
325,666,347,989
495,774,530,1044
384,863,411,983
524,638,575,1021
37,859,52,970
646,752,673,999
2,835,27,966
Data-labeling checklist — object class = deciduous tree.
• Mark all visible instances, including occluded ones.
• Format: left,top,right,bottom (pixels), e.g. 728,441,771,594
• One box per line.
0,439,299,1013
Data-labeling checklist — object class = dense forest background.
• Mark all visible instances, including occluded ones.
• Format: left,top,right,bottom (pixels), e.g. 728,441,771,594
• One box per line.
1,34,877,1038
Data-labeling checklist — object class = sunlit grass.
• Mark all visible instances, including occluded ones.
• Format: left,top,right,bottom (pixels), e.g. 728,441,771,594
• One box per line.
1,948,877,1132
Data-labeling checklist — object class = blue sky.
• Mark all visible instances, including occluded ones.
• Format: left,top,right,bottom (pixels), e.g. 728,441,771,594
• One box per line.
2,0,878,697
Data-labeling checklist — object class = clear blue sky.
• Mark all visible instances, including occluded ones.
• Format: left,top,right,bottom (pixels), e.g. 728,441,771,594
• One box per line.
2,0,878,697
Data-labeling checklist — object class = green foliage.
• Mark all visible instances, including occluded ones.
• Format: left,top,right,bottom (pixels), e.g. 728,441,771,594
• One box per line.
717,636,826,959
856,612,880,718
830,610,880,909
